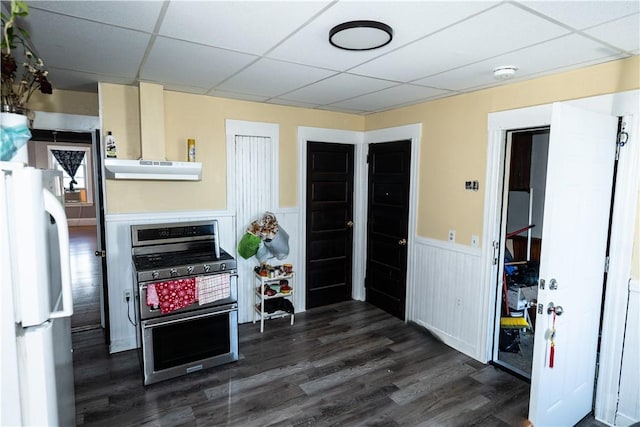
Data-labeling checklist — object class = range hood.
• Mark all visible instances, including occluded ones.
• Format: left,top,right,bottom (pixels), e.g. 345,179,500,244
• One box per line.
104,82,202,181
104,158,201,181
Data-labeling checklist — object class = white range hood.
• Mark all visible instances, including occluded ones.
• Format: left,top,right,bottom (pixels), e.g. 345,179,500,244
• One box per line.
104,159,201,181
104,82,202,181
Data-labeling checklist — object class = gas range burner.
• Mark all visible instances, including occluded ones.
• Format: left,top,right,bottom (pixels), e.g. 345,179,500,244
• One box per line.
133,248,236,281
130,220,237,282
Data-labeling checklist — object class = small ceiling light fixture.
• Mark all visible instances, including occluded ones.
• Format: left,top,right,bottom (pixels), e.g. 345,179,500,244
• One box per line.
329,20,393,51
493,65,518,80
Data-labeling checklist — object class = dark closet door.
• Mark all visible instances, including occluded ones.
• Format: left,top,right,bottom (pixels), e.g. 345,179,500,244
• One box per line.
306,142,354,309
365,140,411,320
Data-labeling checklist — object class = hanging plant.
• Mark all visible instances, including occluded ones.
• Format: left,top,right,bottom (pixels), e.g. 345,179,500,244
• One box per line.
1,0,52,110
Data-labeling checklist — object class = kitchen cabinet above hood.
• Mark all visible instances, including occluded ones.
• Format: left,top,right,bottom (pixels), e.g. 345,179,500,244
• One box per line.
104,159,202,181
103,82,201,181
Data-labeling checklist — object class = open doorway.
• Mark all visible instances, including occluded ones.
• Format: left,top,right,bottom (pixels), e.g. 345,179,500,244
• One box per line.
28,129,103,331
495,128,550,378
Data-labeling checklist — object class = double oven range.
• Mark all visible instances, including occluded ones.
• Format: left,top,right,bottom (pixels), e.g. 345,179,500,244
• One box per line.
131,220,238,385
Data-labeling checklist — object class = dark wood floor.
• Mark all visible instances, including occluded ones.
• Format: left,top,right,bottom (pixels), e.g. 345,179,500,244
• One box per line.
74,301,541,426
69,225,102,330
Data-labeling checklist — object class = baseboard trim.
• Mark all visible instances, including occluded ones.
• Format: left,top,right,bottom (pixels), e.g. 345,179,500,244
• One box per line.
68,218,96,226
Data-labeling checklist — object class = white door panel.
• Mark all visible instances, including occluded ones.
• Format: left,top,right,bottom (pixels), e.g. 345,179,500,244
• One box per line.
529,103,617,426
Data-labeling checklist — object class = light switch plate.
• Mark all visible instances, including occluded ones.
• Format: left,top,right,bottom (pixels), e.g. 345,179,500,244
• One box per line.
471,235,479,247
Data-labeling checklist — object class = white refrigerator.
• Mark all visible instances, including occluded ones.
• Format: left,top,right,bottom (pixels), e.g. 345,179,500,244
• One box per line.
0,162,76,426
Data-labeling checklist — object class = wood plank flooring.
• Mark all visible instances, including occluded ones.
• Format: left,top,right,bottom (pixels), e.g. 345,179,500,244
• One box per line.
72,301,606,426
69,225,101,330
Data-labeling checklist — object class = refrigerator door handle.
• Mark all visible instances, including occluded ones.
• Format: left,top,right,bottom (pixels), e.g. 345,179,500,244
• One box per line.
43,188,73,319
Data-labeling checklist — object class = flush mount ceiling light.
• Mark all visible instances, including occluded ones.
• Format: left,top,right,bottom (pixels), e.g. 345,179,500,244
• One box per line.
329,20,393,51
493,66,518,80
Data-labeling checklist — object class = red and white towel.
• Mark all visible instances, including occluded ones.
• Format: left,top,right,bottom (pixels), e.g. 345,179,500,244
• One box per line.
197,273,231,305
152,278,197,314
146,284,159,307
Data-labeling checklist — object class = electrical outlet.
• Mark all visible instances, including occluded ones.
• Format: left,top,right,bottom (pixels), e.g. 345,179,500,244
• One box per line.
448,230,455,243
471,235,479,248
456,297,462,307
123,290,132,303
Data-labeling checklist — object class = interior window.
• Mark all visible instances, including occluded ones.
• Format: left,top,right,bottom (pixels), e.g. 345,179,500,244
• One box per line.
48,145,93,204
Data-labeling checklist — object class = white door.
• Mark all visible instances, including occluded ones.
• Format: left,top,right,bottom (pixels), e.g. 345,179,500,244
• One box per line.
529,103,618,426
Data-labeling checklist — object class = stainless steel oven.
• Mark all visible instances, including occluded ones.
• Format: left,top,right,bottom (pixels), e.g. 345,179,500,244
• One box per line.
131,220,238,385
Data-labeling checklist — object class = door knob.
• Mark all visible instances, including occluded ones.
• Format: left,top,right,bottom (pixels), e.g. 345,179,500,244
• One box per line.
346,221,354,228
398,238,407,246
95,250,106,257
547,302,564,316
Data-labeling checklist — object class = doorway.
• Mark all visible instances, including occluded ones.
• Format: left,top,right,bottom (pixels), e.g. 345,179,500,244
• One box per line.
305,141,354,309
365,140,411,320
28,129,105,332
483,101,633,426
495,128,549,378
69,225,102,331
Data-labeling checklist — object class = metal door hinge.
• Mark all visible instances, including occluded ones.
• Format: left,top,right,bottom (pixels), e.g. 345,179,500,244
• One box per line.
95,249,106,258
616,116,630,160
604,256,610,273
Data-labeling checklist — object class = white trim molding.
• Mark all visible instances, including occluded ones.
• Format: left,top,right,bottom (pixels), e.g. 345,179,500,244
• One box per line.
365,124,422,320
483,90,639,425
297,127,363,310
225,119,280,213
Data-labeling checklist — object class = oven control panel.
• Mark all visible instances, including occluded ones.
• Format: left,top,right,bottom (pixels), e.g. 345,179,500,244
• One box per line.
136,261,237,282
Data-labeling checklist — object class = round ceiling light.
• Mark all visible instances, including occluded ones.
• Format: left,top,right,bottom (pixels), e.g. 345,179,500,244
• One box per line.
493,66,518,80
329,20,393,51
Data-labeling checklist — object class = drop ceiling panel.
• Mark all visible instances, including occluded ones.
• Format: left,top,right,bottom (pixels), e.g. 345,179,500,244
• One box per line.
7,1,639,114
27,9,150,77
266,1,499,71
517,0,640,30
584,14,640,52
141,37,258,89
159,1,331,55
210,90,270,103
29,1,164,33
216,59,337,97
280,73,398,105
414,34,627,92
350,3,571,82
330,84,452,112
267,98,322,109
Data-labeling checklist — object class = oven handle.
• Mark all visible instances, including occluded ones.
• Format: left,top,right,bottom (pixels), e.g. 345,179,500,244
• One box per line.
139,273,239,288
142,307,237,329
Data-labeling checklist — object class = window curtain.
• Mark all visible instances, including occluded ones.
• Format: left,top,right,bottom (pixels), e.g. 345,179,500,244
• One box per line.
52,149,85,190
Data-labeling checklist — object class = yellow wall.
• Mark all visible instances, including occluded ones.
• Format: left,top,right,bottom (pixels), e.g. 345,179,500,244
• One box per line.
96,57,640,281
30,87,99,116
366,57,640,247
100,83,363,213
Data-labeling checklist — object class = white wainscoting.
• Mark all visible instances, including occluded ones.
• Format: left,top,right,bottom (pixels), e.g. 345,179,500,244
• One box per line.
236,208,301,326
615,279,640,426
105,210,235,353
408,236,483,361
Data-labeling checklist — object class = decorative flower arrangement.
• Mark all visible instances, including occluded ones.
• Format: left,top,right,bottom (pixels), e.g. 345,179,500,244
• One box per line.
1,0,52,111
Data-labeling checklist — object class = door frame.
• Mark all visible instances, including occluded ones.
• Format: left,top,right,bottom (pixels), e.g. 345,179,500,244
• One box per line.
31,112,108,331
297,124,421,318
479,90,639,424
